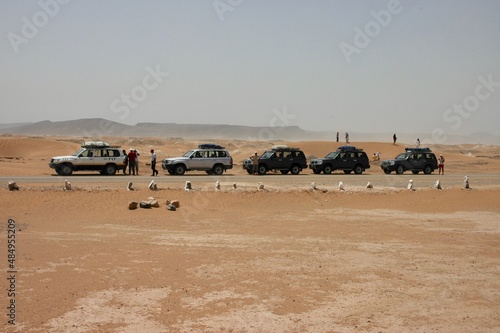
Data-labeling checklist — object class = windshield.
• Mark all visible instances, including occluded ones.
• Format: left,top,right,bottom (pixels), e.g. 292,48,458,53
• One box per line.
261,151,274,159
325,152,338,158
182,150,195,158
395,153,407,159
73,148,85,156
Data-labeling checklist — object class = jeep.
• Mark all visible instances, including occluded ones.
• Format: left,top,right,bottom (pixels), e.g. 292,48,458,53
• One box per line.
49,141,127,176
380,148,438,175
309,146,370,174
161,144,233,175
243,145,307,175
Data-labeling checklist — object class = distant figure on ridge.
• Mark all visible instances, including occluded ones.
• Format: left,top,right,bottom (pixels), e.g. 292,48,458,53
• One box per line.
415,138,420,148
345,132,349,144
393,133,397,145
336,131,339,142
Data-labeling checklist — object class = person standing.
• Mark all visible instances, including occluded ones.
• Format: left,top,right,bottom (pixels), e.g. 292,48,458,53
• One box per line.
122,149,128,174
251,152,259,175
150,149,158,176
127,149,136,175
134,149,140,175
438,154,445,175
345,132,349,144
415,138,420,148
336,131,339,143
393,134,397,145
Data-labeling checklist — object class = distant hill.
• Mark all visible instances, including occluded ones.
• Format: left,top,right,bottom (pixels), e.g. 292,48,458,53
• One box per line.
0,118,498,145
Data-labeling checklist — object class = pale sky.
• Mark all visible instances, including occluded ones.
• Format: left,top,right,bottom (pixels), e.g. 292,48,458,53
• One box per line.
1,0,499,140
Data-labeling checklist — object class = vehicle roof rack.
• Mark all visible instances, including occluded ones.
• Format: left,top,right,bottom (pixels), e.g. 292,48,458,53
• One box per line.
198,144,225,149
405,147,431,152
81,141,110,148
271,145,301,151
337,145,361,152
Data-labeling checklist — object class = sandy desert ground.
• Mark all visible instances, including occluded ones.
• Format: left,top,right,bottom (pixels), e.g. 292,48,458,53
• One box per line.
1,135,500,333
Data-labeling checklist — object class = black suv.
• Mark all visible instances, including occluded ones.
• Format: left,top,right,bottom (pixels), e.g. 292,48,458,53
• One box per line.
380,148,438,175
309,146,370,175
243,146,307,175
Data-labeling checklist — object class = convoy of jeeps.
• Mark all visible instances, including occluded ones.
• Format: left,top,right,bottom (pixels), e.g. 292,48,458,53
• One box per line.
49,141,440,177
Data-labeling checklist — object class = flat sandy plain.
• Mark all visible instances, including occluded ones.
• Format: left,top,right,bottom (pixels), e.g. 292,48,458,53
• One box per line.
1,135,499,333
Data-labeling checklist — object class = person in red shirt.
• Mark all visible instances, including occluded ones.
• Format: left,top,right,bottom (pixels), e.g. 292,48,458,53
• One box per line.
127,149,137,175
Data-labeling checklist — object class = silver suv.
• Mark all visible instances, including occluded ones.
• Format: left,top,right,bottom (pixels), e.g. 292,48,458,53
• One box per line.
49,141,127,176
162,144,233,175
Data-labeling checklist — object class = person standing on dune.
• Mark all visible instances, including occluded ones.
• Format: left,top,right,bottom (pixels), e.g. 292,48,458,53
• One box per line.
393,133,397,145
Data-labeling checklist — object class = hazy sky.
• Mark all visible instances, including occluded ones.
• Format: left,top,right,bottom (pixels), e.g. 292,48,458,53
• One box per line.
1,0,499,140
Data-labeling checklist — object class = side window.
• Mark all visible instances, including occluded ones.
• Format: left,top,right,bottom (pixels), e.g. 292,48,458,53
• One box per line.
218,150,227,157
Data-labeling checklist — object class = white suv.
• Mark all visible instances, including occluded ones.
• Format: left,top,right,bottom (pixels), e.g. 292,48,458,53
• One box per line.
49,141,127,176
161,144,233,175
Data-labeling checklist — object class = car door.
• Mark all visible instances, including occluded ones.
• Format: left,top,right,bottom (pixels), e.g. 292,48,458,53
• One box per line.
77,148,95,169
407,153,423,170
189,150,205,169
335,152,350,169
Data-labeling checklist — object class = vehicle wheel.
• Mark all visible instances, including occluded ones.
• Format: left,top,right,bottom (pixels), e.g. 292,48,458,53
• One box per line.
167,169,174,175
290,164,301,175
412,171,419,175
206,170,214,175
280,170,289,174
174,164,186,176
343,170,352,174
383,169,391,174
312,169,320,174
59,164,73,176
103,164,116,175
423,165,432,175
212,164,224,175
323,165,332,174
258,165,267,175
354,165,363,174
396,165,405,175
246,169,253,175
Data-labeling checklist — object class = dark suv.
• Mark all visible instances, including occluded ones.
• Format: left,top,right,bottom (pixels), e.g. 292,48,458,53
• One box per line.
243,146,307,175
380,148,438,175
309,146,370,175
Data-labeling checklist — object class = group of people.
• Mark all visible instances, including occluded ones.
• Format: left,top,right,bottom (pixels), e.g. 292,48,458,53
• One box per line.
335,132,350,143
122,149,158,176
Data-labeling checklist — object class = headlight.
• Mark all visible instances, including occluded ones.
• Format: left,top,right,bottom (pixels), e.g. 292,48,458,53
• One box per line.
388,161,395,166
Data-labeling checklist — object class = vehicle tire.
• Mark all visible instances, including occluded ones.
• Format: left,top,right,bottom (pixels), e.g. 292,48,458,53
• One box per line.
423,165,432,175
59,164,73,176
312,169,320,174
354,165,363,175
383,169,391,174
212,164,224,175
258,165,267,175
343,170,352,174
167,169,175,175
290,164,301,175
174,164,186,176
206,170,214,175
323,165,332,175
280,170,289,174
103,164,116,175
246,169,253,175
412,170,419,175
396,165,405,175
